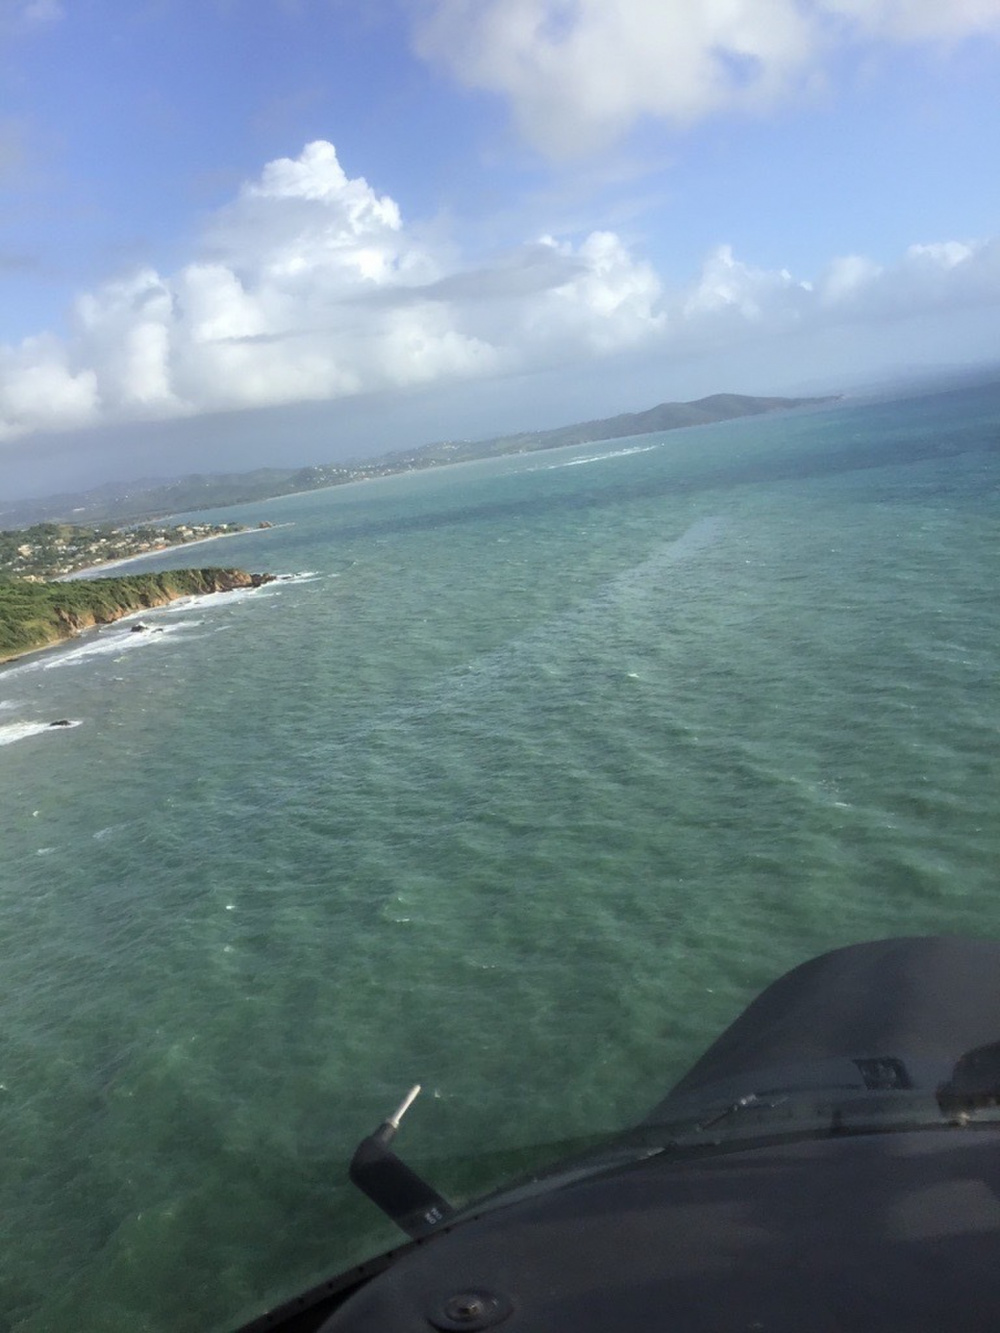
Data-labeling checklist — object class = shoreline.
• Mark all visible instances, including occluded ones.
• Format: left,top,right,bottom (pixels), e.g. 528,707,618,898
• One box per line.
57,524,284,581
0,568,274,667
15,399,848,535
213,400,846,510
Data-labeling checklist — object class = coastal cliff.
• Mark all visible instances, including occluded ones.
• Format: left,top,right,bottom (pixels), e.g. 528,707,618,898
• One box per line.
0,568,274,664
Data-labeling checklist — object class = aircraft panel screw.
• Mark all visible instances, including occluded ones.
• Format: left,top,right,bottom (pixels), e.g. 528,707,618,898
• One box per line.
427,1288,514,1330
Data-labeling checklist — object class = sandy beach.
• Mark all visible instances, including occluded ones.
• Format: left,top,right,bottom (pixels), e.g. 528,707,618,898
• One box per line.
58,523,289,580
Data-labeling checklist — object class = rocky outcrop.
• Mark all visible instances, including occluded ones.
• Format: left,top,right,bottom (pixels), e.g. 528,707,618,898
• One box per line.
0,568,277,664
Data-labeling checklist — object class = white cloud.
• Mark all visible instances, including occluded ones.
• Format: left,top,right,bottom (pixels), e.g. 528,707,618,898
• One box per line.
840,236,1000,316
821,0,1000,42
820,254,883,306
1,140,999,443
414,0,1000,157
0,142,659,440
515,231,664,352
682,244,810,325
0,335,98,434
74,269,181,415
415,0,818,156
670,235,1000,350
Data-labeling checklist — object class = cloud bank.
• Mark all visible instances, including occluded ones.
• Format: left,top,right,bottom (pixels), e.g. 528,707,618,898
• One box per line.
0,142,662,442
1,140,999,443
414,0,1000,156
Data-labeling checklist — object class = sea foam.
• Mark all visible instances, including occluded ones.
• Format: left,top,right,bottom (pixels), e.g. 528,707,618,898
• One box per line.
0,574,310,679
545,443,660,470
0,719,82,746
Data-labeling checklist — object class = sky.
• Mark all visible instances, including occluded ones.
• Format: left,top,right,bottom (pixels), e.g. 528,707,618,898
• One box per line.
1,0,999,498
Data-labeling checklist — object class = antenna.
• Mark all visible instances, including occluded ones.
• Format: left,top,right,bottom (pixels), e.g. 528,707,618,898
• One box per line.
349,1085,455,1238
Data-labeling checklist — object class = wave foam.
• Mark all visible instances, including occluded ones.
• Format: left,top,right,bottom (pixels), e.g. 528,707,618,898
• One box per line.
0,719,82,746
41,621,191,669
2,619,193,678
2,572,308,678
545,443,660,470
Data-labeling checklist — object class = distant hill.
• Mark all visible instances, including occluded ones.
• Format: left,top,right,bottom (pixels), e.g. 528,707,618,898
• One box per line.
0,392,834,528
378,393,836,467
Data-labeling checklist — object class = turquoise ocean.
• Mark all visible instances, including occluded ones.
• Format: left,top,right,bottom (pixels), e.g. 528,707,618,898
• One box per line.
1,382,998,1330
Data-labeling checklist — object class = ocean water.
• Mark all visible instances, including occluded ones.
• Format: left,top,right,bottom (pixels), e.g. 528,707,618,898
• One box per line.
0,381,998,1330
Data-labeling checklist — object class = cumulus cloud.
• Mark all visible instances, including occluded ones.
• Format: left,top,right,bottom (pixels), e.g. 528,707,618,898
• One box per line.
413,0,1000,156
0,142,662,440
681,245,811,328
820,237,1000,318
668,235,1000,351
0,335,98,434
1,139,999,443
519,231,664,351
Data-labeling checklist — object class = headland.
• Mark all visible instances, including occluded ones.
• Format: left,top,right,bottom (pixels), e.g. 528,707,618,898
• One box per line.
0,568,275,665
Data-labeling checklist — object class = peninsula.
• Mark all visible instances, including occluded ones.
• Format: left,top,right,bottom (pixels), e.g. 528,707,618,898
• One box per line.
0,519,258,580
0,568,274,664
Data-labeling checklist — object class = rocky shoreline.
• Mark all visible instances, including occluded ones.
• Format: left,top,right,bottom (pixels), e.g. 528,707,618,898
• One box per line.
0,568,275,665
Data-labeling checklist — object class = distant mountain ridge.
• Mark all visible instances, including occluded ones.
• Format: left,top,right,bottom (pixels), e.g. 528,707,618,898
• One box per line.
1,392,834,528
382,393,835,465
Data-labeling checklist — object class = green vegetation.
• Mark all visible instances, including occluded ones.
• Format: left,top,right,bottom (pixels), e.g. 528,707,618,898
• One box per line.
0,520,249,578
0,569,265,663
0,393,835,528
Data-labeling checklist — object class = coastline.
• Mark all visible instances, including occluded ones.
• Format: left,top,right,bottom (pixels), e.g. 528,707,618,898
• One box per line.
57,525,281,581
0,568,273,667
4,397,842,534
221,399,846,511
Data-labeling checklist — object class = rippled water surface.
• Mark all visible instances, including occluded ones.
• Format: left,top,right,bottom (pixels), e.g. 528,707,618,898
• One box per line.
1,382,998,1330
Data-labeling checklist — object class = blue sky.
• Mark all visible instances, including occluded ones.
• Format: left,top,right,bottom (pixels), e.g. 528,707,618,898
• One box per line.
1,0,999,495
